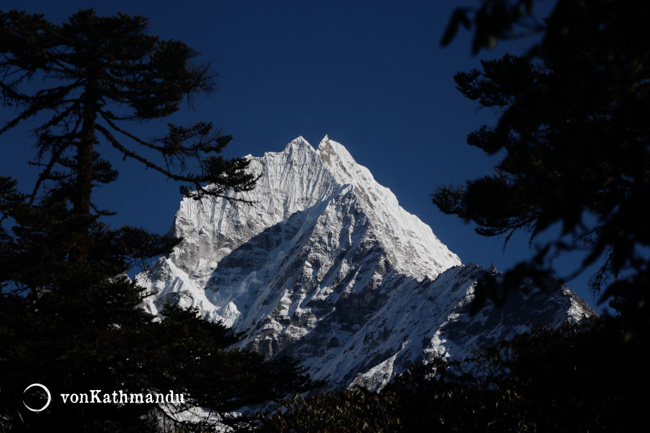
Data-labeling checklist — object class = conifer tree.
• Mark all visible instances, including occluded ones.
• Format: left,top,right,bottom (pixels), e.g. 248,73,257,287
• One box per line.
433,0,650,336
0,8,256,263
0,9,313,432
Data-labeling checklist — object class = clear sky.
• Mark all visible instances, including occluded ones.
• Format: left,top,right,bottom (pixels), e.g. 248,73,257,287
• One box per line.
0,1,606,312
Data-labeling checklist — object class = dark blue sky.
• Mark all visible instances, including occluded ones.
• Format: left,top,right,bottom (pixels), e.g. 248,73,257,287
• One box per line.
1,1,604,311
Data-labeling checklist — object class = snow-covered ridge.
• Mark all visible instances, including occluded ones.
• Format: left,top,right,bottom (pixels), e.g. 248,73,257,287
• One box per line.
136,136,594,390
138,136,460,323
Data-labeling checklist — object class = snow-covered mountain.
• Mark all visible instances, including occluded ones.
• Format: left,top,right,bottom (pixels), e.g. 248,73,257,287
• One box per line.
136,136,594,390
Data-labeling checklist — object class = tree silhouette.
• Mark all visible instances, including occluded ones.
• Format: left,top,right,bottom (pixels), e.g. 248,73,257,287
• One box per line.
0,10,313,432
0,8,256,262
433,0,650,337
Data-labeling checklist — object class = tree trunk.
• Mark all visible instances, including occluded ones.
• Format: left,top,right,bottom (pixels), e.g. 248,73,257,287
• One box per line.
71,85,98,262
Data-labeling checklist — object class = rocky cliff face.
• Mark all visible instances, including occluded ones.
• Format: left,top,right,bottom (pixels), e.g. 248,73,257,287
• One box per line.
136,136,594,390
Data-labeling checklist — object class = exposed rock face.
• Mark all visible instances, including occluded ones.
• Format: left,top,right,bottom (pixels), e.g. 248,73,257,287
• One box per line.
136,136,594,390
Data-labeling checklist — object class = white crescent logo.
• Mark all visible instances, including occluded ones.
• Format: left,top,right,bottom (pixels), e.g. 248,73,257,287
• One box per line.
23,383,51,413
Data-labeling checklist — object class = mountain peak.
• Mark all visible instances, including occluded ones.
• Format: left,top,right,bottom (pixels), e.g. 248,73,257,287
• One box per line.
286,135,314,152
137,136,593,390
317,136,364,181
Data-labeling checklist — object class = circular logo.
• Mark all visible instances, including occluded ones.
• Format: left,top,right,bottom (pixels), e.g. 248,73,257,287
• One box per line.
23,383,51,413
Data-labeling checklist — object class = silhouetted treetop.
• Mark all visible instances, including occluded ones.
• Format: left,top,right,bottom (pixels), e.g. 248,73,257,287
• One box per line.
0,9,256,216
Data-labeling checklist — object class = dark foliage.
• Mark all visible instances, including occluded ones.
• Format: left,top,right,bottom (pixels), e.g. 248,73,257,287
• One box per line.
0,9,313,432
0,9,256,209
0,282,315,432
260,318,650,432
440,0,545,54
433,0,650,336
